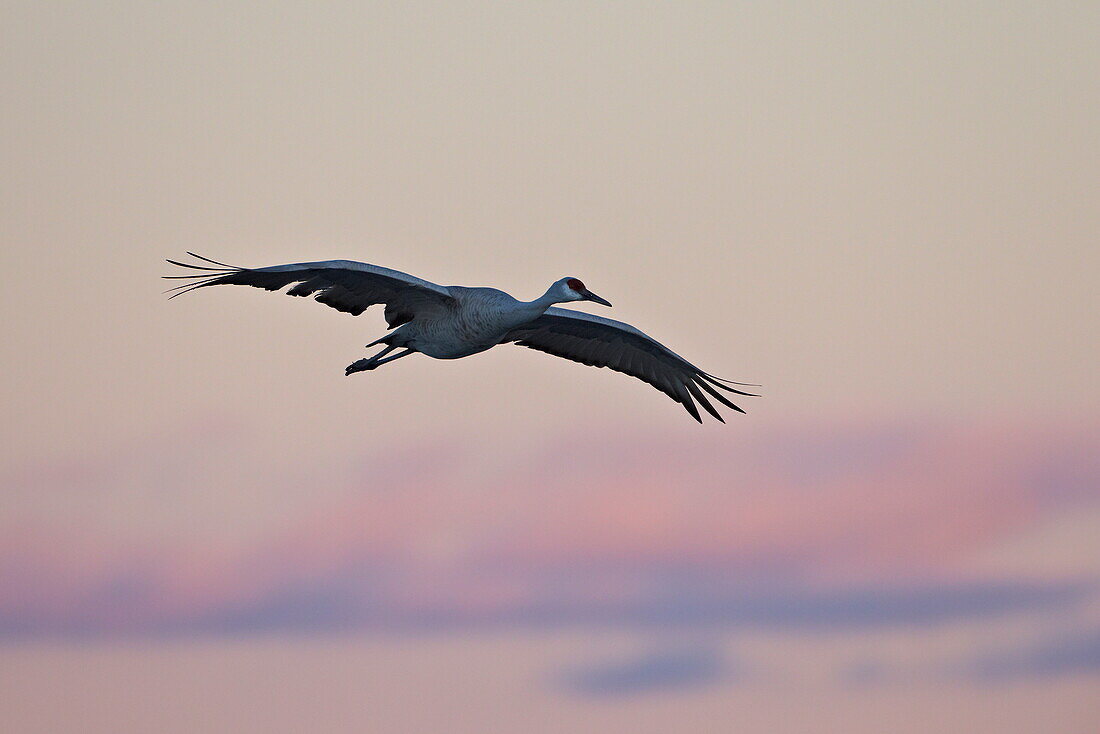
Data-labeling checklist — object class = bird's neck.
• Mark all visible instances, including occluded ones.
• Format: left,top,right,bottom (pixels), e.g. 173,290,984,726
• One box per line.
524,289,564,315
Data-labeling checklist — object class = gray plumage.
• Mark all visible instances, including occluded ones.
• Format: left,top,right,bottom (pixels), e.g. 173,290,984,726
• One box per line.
165,253,756,422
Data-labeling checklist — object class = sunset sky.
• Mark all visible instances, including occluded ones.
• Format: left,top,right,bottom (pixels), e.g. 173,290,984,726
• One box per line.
2,2,1098,732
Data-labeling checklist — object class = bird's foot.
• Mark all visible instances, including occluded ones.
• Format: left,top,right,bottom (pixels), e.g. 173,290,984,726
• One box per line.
345,358,377,376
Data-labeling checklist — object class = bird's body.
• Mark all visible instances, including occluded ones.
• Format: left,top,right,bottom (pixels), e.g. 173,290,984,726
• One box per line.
398,286,538,359
165,253,756,422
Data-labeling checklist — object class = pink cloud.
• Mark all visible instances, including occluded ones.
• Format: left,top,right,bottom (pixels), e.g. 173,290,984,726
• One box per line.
1,420,1096,634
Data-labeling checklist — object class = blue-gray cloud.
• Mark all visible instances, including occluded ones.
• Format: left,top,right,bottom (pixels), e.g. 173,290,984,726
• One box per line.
557,646,730,697
154,578,1091,638
968,626,1100,681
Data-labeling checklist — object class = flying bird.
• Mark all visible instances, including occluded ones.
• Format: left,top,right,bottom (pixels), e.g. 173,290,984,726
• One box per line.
165,253,756,422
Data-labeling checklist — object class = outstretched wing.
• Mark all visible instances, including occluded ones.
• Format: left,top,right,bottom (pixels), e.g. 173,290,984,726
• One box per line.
165,252,454,327
503,307,756,423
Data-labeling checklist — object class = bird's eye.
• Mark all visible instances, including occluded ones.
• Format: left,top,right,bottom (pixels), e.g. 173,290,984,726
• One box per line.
566,278,585,291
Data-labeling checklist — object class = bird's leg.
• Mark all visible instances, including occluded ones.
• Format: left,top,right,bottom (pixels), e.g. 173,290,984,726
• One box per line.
345,344,396,375
345,346,414,375
367,348,415,369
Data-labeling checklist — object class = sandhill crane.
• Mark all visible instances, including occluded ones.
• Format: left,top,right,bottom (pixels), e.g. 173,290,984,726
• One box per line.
165,253,756,422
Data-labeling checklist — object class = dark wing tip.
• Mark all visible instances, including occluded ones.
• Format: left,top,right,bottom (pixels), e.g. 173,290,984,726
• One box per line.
163,253,244,299
686,380,725,423
185,252,243,269
703,372,762,388
701,374,760,397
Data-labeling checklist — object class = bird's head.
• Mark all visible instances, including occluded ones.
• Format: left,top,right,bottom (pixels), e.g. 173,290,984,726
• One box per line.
554,277,612,307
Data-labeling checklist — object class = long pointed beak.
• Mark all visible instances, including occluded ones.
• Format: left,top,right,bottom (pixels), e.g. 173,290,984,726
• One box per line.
581,289,612,307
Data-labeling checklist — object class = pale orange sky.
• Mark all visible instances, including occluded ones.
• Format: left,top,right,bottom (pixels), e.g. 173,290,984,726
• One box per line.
2,1,1098,462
